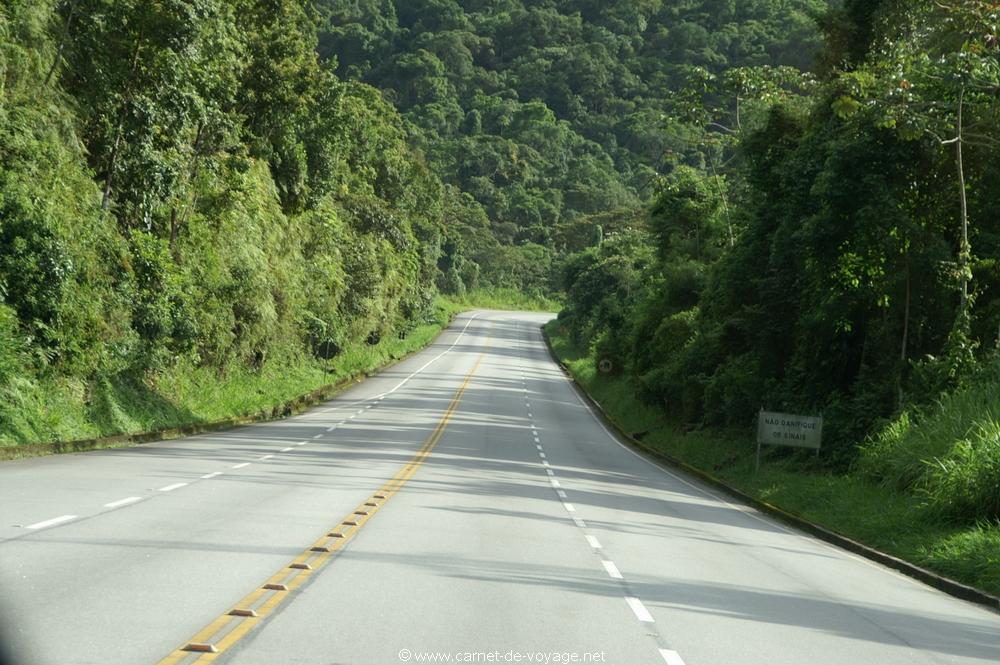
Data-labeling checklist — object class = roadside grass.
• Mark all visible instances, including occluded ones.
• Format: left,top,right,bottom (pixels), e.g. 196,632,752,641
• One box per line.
444,287,560,312
0,299,461,449
545,320,1000,599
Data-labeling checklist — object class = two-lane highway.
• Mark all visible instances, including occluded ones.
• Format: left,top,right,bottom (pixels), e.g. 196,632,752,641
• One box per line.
1,312,998,665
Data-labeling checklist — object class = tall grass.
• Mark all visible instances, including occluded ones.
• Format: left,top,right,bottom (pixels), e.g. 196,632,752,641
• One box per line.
858,364,1000,522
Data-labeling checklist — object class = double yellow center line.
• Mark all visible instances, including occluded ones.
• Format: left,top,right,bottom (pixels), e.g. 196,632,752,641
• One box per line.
157,348,488,664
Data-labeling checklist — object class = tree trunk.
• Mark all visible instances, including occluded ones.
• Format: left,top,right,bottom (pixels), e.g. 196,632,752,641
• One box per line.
101,39,144,213
101,125,123,211
897,255,911,411
956,85,970,311
709,158,735,248
169,206,181,263
44,0,79,87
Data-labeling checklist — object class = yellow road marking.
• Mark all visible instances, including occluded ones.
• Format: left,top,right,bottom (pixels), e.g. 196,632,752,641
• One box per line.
156,348,487,665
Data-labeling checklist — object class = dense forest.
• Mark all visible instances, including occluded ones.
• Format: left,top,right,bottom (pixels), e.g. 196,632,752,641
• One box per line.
317,0,828,292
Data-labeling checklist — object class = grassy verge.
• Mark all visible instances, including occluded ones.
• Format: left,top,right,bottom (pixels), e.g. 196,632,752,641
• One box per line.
443,287,560,312
545,321,1000,599
0,298,464,453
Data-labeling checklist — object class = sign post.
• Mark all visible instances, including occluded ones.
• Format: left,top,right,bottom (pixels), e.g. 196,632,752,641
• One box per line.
756,409,823,472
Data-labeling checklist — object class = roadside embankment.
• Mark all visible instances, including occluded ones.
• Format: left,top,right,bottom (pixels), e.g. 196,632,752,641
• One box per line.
544,320,1000,604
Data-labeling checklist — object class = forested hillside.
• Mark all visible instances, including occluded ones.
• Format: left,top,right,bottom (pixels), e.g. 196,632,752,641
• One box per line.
317,0,828,292
0,0,457,443
554,1,1000,525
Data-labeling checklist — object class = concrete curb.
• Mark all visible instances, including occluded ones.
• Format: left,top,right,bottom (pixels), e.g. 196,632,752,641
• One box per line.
541,326,1000,615
0,312,462,462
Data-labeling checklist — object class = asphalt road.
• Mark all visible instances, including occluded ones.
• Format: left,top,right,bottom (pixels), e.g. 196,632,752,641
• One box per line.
1,311,998,665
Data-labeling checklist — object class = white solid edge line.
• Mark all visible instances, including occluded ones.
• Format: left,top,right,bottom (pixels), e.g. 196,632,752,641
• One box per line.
602,560,623,579
202,471,223,479
158,483,188,492
586,535,602,549
659,650,687,665
104,496,142,508
26,515,77,530
232,462,251,469
625,597,655,623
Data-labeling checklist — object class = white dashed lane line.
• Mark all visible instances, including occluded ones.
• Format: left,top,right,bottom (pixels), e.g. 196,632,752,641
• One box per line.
522,327,693,665
625,596,655,623
12,315,482,541
104,497,142,509
659,650,686,665
26,515,77,530
602,560,624,579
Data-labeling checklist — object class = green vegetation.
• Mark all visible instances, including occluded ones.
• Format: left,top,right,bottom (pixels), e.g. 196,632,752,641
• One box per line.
547,322,1000,598
318,0,829,292
0,0,471,449
554,0,1000,582
2,0,823,448
1,299,460,450
445,287,560,312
